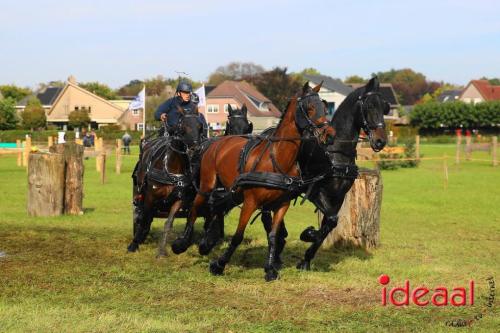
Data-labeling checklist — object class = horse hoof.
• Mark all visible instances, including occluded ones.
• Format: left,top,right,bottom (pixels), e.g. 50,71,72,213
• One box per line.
198,239,215,256
209,260,225,275
296,260,311,271
300,226,317,243
264,268,279,282
127,242,139,252
171,238,190,254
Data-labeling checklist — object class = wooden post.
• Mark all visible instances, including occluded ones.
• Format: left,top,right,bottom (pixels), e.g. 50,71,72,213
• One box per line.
23,136,32,169
27,152,65,216
116,139,122,174
455,135,461,164
16,140,22,167
49,143,85,215
493,136,498,167
95,137,102,172
415,135,420,161
323,169,382,249
443,154,449,189
48,136,54,148
465,136,472,161
100,153,106,184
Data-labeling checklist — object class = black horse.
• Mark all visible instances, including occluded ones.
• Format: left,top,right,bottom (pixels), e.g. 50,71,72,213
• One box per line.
224,104,253,135
128,107,204,254
296,76,389,270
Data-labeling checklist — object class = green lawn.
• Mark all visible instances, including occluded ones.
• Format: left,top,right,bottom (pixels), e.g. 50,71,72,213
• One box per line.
0,145,499,332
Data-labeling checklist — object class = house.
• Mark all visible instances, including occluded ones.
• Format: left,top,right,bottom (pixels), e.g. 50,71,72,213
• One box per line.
302,74,354,117
348,83,401,119
459,80,500,103
16,86,63,113
47,76,141,130
437,90,462,103
201,80,281,132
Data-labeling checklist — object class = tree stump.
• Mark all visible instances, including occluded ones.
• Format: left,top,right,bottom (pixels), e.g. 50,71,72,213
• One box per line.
27,152,65,216
50,142,84,215
323,168,383,249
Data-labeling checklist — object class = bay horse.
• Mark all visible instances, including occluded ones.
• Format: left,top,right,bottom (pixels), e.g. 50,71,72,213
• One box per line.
172,82,335,281
127,106,204,255
295,76,389,270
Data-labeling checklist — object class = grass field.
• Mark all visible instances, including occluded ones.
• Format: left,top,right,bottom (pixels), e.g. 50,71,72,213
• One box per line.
0,145,499,332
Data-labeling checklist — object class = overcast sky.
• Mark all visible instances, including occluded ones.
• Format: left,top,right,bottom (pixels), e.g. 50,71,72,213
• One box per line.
1,0,499,88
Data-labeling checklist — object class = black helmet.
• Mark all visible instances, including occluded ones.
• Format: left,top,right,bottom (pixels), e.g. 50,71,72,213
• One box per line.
176,81,192,93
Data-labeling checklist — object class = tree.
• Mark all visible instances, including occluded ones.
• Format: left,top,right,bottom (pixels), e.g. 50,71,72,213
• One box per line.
0,85,32,102
68,108,91,129
249,67,302,112
208,62,265,85
0,97,18,130
300,68,322,76
480,77,500,85
117,79,144,96
344,75,366,84
373,68,441,105
21,97,46,130
79,82,117,100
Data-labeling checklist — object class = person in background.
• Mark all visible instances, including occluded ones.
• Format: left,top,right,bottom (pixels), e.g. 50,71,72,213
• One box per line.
122,131,132,155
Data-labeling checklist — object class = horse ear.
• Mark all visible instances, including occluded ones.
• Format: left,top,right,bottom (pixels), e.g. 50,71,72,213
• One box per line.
302,81,310,94
312,80,323,93
366,76,380,92
241,103,247,114
227,104,233,114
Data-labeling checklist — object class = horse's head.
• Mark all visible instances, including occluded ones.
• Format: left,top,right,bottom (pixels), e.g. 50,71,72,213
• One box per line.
226,104,253,135
356,76,389,152
295,81,336,145
174,105,203,148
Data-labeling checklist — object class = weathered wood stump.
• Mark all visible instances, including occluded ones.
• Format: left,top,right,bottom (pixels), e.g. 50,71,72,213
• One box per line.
27,152,65,216
49,142,84,215
323,168,383,249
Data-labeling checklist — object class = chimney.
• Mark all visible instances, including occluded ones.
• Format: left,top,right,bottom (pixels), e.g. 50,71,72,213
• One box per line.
68,75,77,84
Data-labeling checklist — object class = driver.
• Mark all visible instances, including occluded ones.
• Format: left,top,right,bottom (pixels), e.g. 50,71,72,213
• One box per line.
154,81,208,139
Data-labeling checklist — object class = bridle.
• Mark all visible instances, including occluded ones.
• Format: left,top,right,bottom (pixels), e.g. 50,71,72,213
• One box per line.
227,113,252,133
296,92,331,144
356,91,389,151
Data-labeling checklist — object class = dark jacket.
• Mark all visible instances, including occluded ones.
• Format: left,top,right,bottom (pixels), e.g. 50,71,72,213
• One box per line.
154,96,208,138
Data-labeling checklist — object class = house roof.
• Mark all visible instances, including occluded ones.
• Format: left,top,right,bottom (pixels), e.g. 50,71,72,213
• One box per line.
17,86,63,107
348,83,400,106
302,74,353,96
437,90,462,103
48,81,125,122
207,80,280,117
462,80,500,101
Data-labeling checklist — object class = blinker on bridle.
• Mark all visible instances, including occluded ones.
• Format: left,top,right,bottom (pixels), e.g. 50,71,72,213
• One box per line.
297,92,329,132
357,91,389,133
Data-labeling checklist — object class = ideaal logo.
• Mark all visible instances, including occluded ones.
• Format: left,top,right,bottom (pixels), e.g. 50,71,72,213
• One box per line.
378,275,495,327
378,274,474,306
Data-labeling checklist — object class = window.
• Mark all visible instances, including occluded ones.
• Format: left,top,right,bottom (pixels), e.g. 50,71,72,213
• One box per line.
207,104,219,113
137,123,144,131
132,109,140,116
74,106,79,111
223,104,238,113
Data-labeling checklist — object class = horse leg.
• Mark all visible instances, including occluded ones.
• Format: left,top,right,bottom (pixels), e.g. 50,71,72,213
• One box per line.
261,210,287,269
157,200,182,257
127,201,154,252
209,199,256,276
199,212,224,256
297,190,343,270
264,202,290,281
171,193,205,254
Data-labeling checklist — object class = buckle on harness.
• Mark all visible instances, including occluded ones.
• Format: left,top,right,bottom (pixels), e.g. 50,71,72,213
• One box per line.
285,177,293,185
